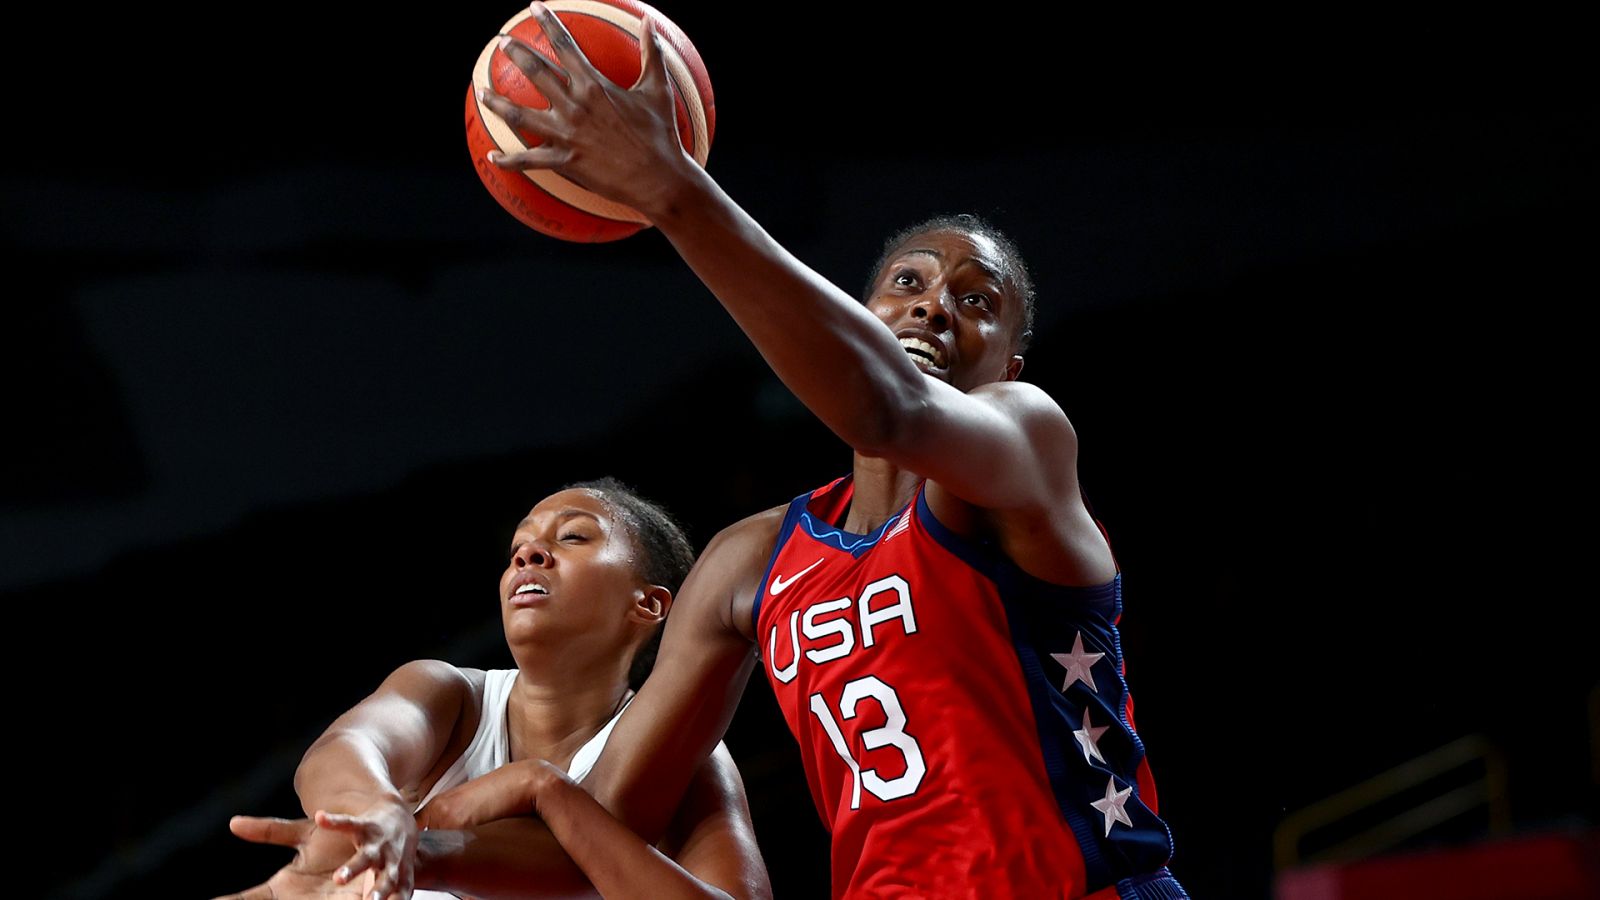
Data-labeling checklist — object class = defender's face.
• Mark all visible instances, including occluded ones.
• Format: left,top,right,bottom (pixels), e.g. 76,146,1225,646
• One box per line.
499,489,645,645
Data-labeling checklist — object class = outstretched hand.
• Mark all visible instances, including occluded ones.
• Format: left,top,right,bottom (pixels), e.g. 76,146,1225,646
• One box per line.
211,816,374,900
214,805,418,900
479,1,697,219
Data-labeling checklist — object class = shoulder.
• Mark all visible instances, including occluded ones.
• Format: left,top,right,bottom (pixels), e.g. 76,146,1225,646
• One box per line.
704,503,788,559
382,659,475,693
926,379,1082,518
967,380,1078,445
372,660,480,714
700,504,788,640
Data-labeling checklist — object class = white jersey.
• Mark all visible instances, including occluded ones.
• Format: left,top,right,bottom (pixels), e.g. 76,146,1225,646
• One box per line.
413,669,629,900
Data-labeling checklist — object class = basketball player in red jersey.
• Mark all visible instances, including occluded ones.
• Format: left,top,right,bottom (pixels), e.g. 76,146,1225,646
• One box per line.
428,5,1189,897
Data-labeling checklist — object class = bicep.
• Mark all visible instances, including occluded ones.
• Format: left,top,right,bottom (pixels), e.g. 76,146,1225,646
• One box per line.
663,745,771,900
302,659,474,792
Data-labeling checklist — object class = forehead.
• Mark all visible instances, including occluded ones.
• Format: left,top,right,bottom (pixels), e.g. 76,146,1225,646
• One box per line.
883,229,1010,284
519,489,615,530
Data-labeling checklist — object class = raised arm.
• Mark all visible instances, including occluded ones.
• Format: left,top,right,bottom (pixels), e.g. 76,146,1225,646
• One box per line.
483,9,1090,520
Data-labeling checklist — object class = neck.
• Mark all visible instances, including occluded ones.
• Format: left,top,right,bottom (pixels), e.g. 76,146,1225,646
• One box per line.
504,646,632,769
843,453,923,534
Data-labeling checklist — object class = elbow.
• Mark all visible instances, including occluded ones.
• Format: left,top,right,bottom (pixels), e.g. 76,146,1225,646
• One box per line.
292,733,336,800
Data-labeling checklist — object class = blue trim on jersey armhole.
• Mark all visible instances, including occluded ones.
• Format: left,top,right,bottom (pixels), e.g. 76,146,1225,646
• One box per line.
750,493,814,641
914,489,1122,609
912,488,1012,582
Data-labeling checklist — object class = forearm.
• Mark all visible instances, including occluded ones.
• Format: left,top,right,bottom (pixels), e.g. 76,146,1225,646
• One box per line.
539,774,735,900
584,621,759,844
414,819,595,900
648,166,931,453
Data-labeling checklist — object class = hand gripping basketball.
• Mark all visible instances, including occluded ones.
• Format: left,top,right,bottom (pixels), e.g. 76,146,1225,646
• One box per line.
470,1,713,240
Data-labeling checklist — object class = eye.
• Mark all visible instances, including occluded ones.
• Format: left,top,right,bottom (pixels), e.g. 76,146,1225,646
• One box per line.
962,293,992,310
560,531,589,542
892,270,921,289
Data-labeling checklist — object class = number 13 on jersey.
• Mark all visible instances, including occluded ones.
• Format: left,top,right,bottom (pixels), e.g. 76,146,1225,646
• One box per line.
809,675,927,809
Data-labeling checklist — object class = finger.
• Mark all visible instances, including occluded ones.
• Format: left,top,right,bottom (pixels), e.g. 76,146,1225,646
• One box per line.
209,883,276,900
371,861,401,900
632,16,668,93
497,35,572,104
333,845,379,884
478,88,566,141
314,810,374,835
528,1,607,85
487,145,574,171
229,816,311,848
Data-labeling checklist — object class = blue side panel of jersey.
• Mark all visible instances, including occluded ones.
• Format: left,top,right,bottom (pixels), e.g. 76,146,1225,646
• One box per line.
912,488,1176,890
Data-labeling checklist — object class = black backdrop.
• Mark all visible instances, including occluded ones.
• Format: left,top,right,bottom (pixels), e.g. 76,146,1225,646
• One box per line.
5,6,1594,898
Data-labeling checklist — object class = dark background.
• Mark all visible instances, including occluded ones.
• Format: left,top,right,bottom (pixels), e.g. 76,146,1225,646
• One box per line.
5,5,1594,898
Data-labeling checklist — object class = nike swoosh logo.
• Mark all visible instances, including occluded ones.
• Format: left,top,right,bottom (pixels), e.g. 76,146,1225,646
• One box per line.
770,557,826,595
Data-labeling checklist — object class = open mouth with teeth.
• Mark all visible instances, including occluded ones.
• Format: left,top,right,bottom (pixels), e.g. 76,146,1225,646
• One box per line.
899,337,946,369
511,582,550,605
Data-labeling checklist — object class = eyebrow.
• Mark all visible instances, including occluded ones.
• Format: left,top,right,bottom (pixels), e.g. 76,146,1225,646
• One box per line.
897,249,1006,290
508,509,603,553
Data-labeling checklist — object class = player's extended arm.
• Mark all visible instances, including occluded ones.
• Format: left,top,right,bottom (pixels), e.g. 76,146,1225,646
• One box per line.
222,660,474,899
482,7,1075,513
588,512,769,839
294,660,470,818
414,746,769,900
425,748,769,900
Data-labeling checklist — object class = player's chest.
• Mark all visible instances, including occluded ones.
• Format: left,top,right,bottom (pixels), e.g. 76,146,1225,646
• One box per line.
758,538,1001,687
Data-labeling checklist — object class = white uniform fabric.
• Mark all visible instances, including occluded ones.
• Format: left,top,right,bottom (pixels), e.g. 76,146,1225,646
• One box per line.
412,669,630,900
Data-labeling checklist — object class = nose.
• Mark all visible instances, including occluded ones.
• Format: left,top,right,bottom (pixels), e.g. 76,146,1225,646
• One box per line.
513,541,554,569
911,291,951,330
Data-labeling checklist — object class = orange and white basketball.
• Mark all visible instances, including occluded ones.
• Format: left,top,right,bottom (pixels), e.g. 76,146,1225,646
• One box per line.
465,1,715,242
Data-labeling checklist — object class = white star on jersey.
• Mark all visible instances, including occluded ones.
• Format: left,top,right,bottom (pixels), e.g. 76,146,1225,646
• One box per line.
1090,776,1134,837
1051,632,1105,693
1073,706,1109,764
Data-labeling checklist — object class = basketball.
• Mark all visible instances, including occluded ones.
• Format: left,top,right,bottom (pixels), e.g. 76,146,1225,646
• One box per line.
465,1,715,242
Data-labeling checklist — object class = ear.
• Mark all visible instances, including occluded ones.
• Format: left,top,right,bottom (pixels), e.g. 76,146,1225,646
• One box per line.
1004,355,1025,382
629,585,673,625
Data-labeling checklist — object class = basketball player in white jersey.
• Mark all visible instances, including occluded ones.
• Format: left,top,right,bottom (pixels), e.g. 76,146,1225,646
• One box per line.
215,479,771,900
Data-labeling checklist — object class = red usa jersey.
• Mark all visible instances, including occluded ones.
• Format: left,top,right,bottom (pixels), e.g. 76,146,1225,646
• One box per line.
753,477,1182,899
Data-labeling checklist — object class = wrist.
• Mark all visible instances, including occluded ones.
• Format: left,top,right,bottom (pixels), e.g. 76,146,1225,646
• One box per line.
638,155,715,231
528,759,571,820
413,828,469,891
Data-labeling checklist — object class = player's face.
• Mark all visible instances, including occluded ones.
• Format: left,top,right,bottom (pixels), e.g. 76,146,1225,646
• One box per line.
499,489,647,648
866,229,1026,391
